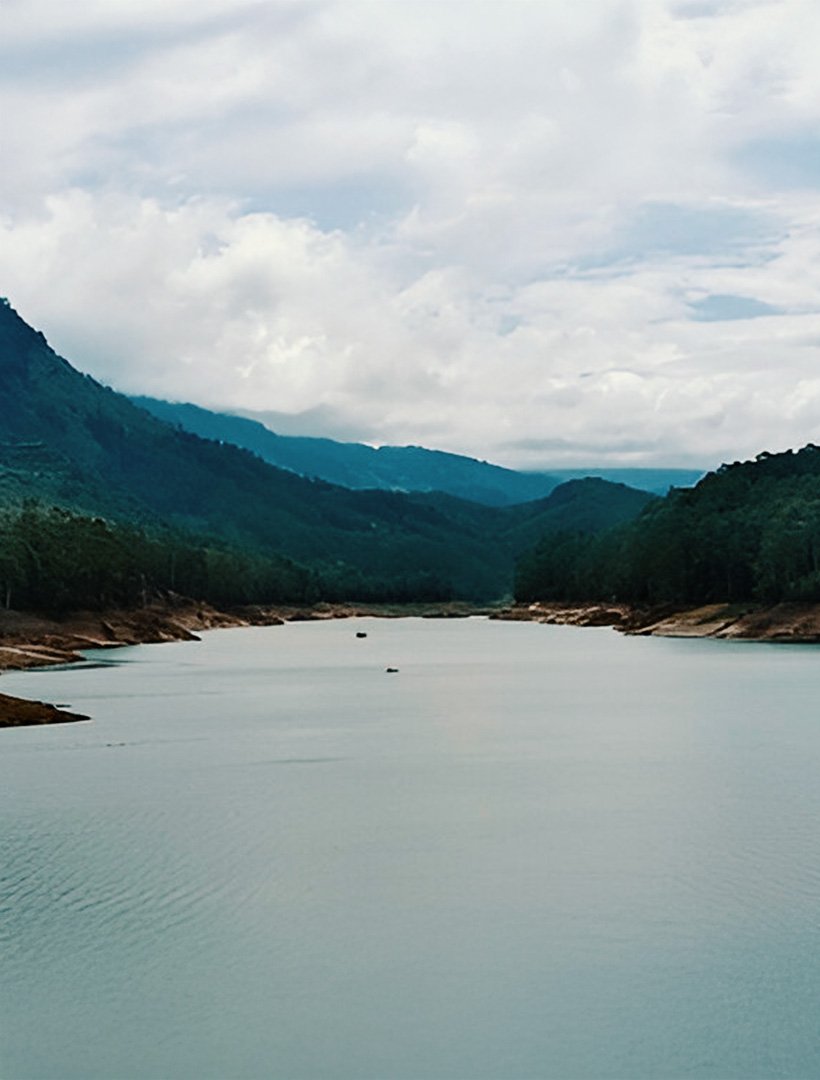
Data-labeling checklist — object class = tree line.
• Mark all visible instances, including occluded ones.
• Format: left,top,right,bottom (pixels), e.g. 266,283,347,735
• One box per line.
0,503,315,612
0,502,459,613
515,446,820,606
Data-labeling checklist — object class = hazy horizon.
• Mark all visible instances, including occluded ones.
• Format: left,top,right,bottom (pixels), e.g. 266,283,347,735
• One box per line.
132,389,710,474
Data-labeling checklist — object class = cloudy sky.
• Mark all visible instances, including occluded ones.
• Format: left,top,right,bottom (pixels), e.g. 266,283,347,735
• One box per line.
2,0,820,468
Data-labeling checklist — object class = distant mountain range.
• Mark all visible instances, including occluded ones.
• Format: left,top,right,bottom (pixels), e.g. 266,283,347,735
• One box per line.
131,397,704,504
0,299,657,601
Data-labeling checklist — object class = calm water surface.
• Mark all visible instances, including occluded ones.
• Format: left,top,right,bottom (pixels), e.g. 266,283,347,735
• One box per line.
2,618,820,1079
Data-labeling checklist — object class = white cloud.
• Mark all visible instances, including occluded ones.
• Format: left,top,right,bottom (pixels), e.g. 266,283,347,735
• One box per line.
3,1,820,467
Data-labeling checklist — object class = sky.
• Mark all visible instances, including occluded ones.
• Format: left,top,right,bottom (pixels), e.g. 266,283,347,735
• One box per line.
2,0,820,468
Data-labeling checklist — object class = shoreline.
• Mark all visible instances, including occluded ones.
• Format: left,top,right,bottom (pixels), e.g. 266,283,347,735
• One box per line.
3,595,820,727
491,599,820,642
0,598,497,726
0,596,501,673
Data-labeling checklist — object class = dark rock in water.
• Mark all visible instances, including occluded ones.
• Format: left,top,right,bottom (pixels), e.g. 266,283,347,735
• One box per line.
0,692,88,727
385,667,399,673
356,631,367,638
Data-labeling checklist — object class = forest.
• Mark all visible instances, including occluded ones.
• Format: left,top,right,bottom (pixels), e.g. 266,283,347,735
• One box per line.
0,503,315,612
0,503,472,613
516,445,820,605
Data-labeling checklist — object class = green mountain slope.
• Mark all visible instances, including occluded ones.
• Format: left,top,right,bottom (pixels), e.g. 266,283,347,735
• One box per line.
132,396,704,501
130,396,560,506
545,467,704,496
408,478,655,554
0,300,505,597
499,478,657,552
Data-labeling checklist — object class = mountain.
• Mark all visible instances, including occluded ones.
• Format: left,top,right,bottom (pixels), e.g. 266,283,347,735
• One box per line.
497,477,657,551
545,467,704,496
0,300,510,597
407,478,655,553
130,396,560,506
0,299,655,603
131,397,704,502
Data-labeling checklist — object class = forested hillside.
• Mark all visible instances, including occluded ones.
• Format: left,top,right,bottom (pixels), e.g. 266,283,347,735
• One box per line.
0,300,508,598
516,446,820,604
131,396,561,505
0,504,311,612
133,395,703,500
0,301,654,607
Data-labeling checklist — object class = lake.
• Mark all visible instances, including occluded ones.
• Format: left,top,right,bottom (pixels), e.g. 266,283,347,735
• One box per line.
2,617,820,1079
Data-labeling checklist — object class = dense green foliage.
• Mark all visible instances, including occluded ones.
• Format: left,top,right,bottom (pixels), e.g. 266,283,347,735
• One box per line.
0,504,313,612
0,501,464,612
496,478,656,552
516,447,820,604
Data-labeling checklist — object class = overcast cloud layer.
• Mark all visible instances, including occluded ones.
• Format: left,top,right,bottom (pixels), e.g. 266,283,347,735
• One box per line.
3,0,820,467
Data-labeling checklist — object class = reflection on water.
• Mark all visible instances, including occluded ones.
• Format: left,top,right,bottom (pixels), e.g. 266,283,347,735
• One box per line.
2,619,820,1079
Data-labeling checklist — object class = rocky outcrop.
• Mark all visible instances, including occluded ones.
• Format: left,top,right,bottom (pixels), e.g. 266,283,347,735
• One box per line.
0,692,88,727
491,601,820,642
490,602,630,627
629,602,820,642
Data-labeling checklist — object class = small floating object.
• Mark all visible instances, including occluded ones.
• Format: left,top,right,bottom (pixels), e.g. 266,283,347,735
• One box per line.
385,667,399,673
356,631,367,638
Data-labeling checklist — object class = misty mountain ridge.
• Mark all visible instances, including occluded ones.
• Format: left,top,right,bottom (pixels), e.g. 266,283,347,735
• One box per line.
131,396,704,503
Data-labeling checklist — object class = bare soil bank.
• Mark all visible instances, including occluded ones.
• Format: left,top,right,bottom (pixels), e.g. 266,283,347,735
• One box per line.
0,692,88,727
4,595,819,727
0,597,497,673
491,600,820,642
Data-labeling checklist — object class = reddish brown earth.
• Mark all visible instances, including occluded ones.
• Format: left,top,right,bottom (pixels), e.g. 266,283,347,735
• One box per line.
0,692,88,727
0,599,268,727
0,596,498,677
491,600,820,642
